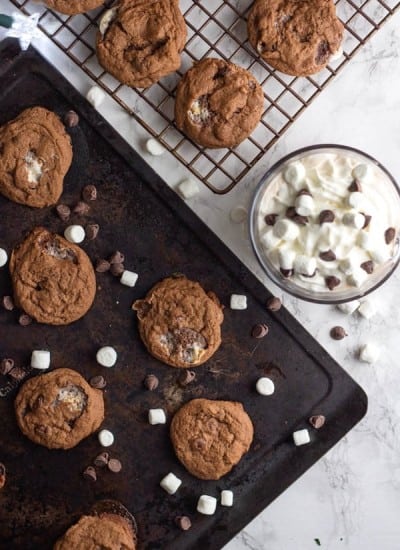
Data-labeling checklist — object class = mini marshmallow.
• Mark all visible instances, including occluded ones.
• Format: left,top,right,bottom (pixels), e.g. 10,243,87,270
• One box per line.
86,86,105,109
283,161,306,188
359,342,380,363
148,408,166,425
358,231,375,251
99,7,117,35
352,164,370,182
221,490,234,507
230,206,247,224
294,194,314,217
98,429,114,447
145,138,166,156
230,294,247,310
31,350,51,370
64,225,85,244
160,473,182,495
177,178,199,200
197,495,217,515
342,212,365,229
96,346,117,367
358,299,377,319
261,229,281,250
293,428,311,446
256,377,275,396
278,248,296,270
369,246,391,264
337,300,360,315
273,219,300,242
120,270,138,287
347,267,368,288
293,255,317,277
348,192,365,209
339,257,358,275
0,248,8,267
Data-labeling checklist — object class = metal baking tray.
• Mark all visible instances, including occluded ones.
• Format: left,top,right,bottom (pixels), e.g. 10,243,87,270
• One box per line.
0,41,367,550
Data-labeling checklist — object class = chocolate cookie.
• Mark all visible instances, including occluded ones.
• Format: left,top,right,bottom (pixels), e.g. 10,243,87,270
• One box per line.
96,0,187,88
248,0,344,76
175,58,264,148
132,276,223,368
44,0,104,15
170,398,254,480
9,227,96,325
0,107,72,208
15,368,104,450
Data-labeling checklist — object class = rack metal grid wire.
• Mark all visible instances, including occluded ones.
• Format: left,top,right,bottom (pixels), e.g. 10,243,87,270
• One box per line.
10,0,400,193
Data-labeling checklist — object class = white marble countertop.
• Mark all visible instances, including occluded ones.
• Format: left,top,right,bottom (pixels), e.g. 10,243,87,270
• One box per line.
2,2,400,549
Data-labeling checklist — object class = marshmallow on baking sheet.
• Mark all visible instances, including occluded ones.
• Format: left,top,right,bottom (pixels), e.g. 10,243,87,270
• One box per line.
347,267,368,288
337,299,360,315
177,178,199,200
86,86,105,109
98,429,114,447
148,408,166,425
283,161,306,188
256,377,275,396
230,294,247,310
261,229,281,250
96,346,117,367
358,299,377,319
293,255,317,277
342,211,365,230
120,270,138,287
273,219,300,242
197,495,217,515
348,192,365,209
293,428,311,446
99,7,117,35
160,473,182,495
0,248,8,268
352,163,370,182
64,225,85,244
31,350,51,370
145,138,166,156
221,490,234,507
359,342,380,363
294,194,314,217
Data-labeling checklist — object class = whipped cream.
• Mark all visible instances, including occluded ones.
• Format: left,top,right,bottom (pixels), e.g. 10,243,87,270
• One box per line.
256,151,400,294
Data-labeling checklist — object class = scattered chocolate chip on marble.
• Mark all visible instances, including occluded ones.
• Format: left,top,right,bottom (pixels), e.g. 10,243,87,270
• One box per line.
175,516,192,531
64,110,79,127
0,463,6,489
107,458,122,473
325,276,341,290
110,263,124,277
73,201,90,216
179,370,196,386
319,209,335,224
8,366,27,381
309,415,326,429
89,375,107,389
83,466,97,482
18,313,32,326
144,374,159,391
251,323,269,339
95,259,111,273
330,326,347,340
86,223,100,241
2,295,14,311
360,260,374,274
319,249,336,262
280,268,293,278
56,204,71,222
82,184,97,202
0,358,14,376
264,213,278,226
362,214,372,229
109,251,125,264
266,296,282,312
94,452,109,468
348,179,362,192
385,227,396,244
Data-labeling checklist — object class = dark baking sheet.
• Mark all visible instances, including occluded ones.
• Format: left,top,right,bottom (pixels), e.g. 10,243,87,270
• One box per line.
0,41,367,550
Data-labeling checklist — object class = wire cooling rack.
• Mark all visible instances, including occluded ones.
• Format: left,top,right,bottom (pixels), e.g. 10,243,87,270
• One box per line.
10,0,400,193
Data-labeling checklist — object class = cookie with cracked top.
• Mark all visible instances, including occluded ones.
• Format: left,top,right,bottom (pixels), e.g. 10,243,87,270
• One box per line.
9,227,96,325
247,0,344,76
0,107,72,208
175,58,264,148
132,276,223,368
170,398,254,480
96,0,187,88
15,368,104,450
44,0,104,15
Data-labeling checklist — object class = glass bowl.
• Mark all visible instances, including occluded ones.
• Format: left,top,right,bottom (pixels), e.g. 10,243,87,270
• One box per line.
249,145,400,304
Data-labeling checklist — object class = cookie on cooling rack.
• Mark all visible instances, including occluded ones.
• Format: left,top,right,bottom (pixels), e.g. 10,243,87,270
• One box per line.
174,58,264,149
247,0,344,76
44,0,105,15
96,0,187,88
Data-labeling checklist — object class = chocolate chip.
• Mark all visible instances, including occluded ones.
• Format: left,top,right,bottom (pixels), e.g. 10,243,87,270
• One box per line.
360,260,374,274
0,358,14,376
64,110,79,127
94,452,109,467
110,263,124,277
348,179,362,192
309,415,326,429
319,249,336,262
251,323,269,338
315,39,330,65
144,374,159,391
2,295,14,311
175,516,192,531
286,206,296,219
193,438,206,450
280,268,293,278
297,188,312,197
73,201,90,216
0,463,6,489
86,223,99,241
287,205,309,225
325,276,341,290
56,204,71,222
89,375,106,389
362,214,372,229
107,458,122,473
109,251,125,264
330,326,347,340
95,259,110,273
82,184,97,202
18,313,32,326
8,366,27,381
264,213,278,226
32,395,44,411
319,210,335,224
179,370,196,386
266,296,282,312
385,227,396,244
83,466,97,481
